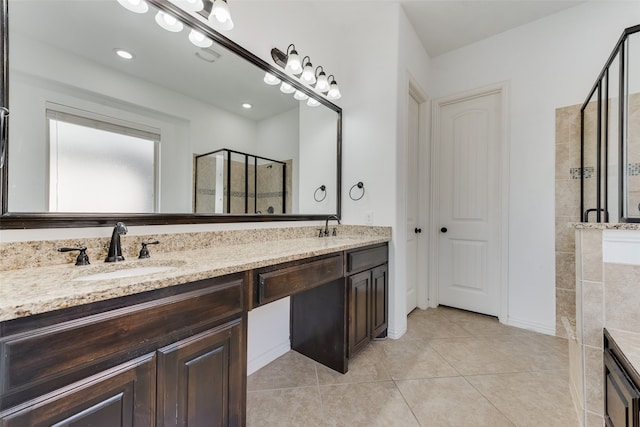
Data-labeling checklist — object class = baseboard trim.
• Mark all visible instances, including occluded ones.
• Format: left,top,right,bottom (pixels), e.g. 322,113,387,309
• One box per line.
247,340,291,375
505,317,556,336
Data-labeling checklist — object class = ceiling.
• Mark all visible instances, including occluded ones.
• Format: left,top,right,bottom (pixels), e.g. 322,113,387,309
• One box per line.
399,0,587,57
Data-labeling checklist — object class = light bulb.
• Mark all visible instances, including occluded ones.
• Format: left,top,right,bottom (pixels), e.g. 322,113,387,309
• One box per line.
294,90,309,101
210,0,234,30
117,0,149,13
114,49,134,60
327,80,342,100
189,29,213,48
315,72,329,92
280,82,295,94
301,63,316,85
264,72,281,86
285,50,302,75
307,98,320,107
155,11,183,32
181,0,204,12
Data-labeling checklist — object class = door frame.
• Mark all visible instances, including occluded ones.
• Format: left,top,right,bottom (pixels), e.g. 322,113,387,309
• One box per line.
428,82,510,323
407,76,430,311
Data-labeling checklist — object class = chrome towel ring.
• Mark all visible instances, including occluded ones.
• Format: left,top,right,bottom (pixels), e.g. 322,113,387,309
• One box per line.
314,185,327,202
349,181,365,201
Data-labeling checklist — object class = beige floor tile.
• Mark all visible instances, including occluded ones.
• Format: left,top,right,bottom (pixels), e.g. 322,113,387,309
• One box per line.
320,381,420,427
373,338,459,380
396,376,515,427
466,370,580,427
247,386,326,427
404,316,472,340
317,344,390,385
247,351,318,391
428,336,529,375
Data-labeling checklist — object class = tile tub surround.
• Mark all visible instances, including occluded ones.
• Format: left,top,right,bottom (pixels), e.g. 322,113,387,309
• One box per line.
0,226,391,322
247,307,578,427
570,226,640,427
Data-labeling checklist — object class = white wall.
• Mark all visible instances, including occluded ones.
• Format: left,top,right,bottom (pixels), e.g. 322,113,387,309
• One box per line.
428,1,639,333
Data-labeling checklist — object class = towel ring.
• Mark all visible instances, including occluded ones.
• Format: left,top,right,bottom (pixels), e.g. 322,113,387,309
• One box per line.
349,181,365,201
314,185,327,202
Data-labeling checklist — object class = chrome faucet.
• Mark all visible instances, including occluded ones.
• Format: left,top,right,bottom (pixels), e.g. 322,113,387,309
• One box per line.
324,215,340,237
105,222,128,262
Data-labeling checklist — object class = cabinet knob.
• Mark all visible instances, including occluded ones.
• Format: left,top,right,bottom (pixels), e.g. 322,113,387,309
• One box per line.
440,227,448,233
414,227,422,234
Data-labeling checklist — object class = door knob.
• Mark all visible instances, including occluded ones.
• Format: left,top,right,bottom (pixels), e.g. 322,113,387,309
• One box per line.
414,227,422,234
440,227,448,233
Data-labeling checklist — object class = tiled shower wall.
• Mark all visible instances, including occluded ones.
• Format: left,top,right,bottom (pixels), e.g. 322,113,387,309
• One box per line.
555,104,581,338
555,93,640,337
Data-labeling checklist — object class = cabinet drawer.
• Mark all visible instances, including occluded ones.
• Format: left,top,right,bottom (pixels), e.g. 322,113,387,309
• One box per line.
346,245,387,274
257,254,343,305
0,277,242,409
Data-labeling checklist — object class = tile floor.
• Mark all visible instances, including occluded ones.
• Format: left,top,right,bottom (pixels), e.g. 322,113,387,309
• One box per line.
246,306,580,427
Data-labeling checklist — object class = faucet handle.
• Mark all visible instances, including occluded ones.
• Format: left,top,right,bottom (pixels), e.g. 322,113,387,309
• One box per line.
58,246,90,266
139,240,160,259
332,227,337,237
318,228,324,238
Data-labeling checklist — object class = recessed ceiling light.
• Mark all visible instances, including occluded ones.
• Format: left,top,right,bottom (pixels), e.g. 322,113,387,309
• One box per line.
114,49,134,60
242,103,252,109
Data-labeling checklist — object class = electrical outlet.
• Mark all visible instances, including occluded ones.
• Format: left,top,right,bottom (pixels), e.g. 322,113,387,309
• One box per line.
365,211,373,225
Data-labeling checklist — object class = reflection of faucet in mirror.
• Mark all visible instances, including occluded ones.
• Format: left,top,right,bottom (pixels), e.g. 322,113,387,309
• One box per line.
105,222,128,262
324,215,340,237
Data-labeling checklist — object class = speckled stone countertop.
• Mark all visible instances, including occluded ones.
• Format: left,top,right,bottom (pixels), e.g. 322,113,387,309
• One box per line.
608,328,640,378
572,222,640,230
0,232,390,322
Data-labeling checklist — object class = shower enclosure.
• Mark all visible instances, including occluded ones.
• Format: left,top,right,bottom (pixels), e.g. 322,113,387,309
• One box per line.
580,25,640,223
194,149,290,214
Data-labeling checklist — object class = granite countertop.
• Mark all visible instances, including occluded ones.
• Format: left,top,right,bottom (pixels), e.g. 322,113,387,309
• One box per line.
572,222,640,230
0,235,389,322
608,328,640,378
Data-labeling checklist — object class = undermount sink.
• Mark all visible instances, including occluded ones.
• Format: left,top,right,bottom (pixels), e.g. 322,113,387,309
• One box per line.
72,266,177,282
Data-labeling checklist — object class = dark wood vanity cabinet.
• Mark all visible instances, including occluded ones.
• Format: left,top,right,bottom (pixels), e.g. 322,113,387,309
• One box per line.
346,245,389,357
0,273,247,427
604,329,640,427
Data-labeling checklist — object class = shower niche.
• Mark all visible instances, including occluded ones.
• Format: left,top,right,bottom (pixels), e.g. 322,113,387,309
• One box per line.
580,25,640,223
194,149,292,215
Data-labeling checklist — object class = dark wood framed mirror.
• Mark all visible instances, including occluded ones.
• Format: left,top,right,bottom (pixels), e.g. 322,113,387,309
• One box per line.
0,0,342,229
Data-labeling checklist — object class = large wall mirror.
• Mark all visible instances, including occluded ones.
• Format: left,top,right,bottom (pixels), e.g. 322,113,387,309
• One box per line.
0,0,341,228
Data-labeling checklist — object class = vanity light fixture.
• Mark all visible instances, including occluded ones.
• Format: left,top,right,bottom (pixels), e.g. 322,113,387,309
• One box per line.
179,0,204,12
280,82,296,94
209,0,234,31
117,0,149,14
300,57,316,85
188,29,213,48
314,66,330,93
326,75,342,100
114,48,135,60
284,44,302,75
263,72,281,86
269,46,342,101
155,11,184,32
294,90,309,101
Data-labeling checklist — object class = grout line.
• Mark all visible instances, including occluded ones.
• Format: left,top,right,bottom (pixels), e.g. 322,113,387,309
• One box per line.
461,376,517,427
392,379,424,427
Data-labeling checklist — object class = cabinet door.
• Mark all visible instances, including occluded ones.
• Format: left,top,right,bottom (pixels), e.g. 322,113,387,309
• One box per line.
0,353,155,427
604,350,640,427
371,265,388,339
157,319,244,427
348,271,371,357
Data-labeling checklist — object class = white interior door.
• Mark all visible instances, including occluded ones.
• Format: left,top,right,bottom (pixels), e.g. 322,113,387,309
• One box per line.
437,91,502,316
406,92,421,314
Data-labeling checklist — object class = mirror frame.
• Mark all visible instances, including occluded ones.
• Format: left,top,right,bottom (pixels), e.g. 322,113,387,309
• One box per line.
0,0,342,229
